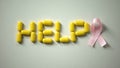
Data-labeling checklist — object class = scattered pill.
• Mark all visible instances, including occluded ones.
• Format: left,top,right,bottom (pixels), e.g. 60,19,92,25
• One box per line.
43,38,53,44
43,30,53,36
43,19,53,26
30,32,36,42
17,21,23,31
75,30,86,36
30,21,36,32
54,32,60,42
38,32,43,42
38,21,44,31
60,36,70,43
84,22,90,33
21,30,31,35
55,21,61,31
16,32,22,43
74,20,84,26
69,22,75,32
70,32,76,42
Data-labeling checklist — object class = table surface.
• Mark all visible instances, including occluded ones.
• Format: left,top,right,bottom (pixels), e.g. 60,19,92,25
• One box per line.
0,0,120,68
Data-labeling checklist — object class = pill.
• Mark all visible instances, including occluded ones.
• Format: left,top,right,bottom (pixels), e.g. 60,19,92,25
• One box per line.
17,21,23,31
70,32,76,42
74,20,84,26
54,32,60,42
21,30,31,35
30,21,36,32
43,19,53,26
75,30,86,36
43,30,53,36
43,38,53,44
38,21,44,31
84,22,90,33
55,21,61,31
30,32,36,42
16,32,22,43
38,32,43,42
60,36,70,43
69,22,75,32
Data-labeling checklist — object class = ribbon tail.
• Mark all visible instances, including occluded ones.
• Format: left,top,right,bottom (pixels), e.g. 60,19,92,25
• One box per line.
97,35,107,47
88,35,98,47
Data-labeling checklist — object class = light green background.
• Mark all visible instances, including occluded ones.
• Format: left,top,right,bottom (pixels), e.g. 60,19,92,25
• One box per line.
0,0,120,68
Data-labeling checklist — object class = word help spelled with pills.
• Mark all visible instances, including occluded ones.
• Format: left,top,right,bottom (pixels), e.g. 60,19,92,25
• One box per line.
16,19,90,44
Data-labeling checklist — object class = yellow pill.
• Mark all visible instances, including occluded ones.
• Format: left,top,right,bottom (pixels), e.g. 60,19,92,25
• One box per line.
21,30,31,35
70,32,76,42
38,21,44,31
74,20,84,26
84,22,90,33
43,30,53,35
43,19,53,26
30,32,36,42
16,32,22,43
17,21,23,31
43,38,53,44
75,30,86,36
55,21,61,31
69,22,75,32
38,32,43,42
60,36,70,43
54,32,60,42
30,21,36,32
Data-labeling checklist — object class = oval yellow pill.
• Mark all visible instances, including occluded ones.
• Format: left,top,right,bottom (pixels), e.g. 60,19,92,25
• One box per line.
69,22,75,32
38,21,44,31
38,32,43,42
43,19,53,26
43,30,53,36
75,30,86,36
30,22,36,32
70,32,76,42
74,20,84,26
17,21,23,31
21,30,31,35
43,38,53,44
55,21,61,31
54,32,60,42
60,36,70,43
84,22,90,33
16,32,22,43
30,32,36,42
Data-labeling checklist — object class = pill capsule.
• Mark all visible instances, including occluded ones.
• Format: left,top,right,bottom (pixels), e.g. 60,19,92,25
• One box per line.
55,21,61,31
38,32,43,42
43,30,53,36
16,32,22,43
84,22,90,33
38,21,44,31
60,36,70,43
30,21,36,32
17,21,23,31
30,32,36,42
21,30,31,35
54,32,60,42
75,30,86,36
43,38,53,44
70,32,76,42
74,20,84,26
69,22,75,32
43,19,53,26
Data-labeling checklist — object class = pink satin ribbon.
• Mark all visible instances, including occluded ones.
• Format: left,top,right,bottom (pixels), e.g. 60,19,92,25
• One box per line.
88,18,107,47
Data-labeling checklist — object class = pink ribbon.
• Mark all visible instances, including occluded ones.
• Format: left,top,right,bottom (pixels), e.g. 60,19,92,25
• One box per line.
88,18,107,47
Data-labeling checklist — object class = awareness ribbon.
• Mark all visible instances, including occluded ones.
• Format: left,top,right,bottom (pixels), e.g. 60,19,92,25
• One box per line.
88,18,107,47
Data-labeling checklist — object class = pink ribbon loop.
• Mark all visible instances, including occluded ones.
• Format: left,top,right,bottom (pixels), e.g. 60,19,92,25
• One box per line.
88,18,107,47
